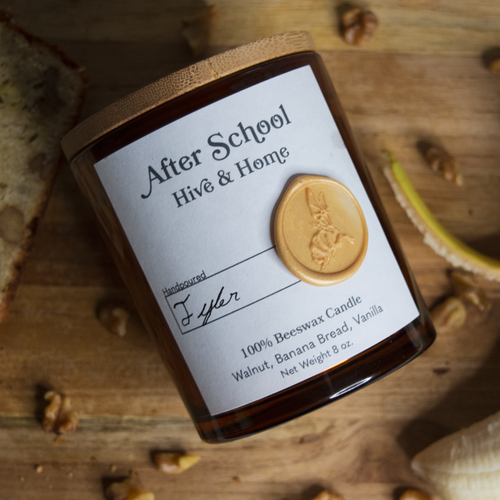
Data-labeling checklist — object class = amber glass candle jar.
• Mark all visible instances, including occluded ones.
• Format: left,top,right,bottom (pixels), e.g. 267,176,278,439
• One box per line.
62,32,435,443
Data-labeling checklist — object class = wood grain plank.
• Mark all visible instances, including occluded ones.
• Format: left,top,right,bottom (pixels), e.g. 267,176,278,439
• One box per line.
1,1,500,499
210,0,500,55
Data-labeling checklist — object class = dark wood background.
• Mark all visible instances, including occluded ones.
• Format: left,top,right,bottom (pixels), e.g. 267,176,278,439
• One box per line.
1,0,500,498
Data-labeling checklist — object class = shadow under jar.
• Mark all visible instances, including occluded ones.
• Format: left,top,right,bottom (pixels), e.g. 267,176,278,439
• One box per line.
62,32,435,443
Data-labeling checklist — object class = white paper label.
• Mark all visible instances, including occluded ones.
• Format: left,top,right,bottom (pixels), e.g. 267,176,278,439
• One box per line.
96,66,419,415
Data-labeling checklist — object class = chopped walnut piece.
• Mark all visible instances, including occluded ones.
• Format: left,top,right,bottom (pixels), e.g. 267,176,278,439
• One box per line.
488,59,500,75
154,452,200,474
106,477,154,500
181,5,216,57
450,270,491,312
98,302,131,337
430,296,466,335
42,390,79,434
425,147,462,185
341,8,378,46
399,488,432,500
0,205,25,244
312,491,344,500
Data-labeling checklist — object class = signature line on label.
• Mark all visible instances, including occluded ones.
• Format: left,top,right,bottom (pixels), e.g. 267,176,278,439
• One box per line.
174,280,300,334
166,246,278,298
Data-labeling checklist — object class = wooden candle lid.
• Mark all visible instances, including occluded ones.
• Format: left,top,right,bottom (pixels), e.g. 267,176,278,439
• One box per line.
62,31,316,162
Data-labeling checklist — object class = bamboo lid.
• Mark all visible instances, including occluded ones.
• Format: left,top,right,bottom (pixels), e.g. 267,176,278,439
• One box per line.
62,31,316,162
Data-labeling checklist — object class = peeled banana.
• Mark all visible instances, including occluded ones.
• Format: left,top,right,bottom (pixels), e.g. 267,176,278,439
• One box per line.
411,411,500,500
383,151,500,282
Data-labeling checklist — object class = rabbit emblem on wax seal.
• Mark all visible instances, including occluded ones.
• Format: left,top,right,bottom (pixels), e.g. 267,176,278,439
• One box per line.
274,175,368,286
306,187,355,271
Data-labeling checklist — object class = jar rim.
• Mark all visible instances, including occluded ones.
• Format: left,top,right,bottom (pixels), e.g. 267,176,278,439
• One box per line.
61,31,316,162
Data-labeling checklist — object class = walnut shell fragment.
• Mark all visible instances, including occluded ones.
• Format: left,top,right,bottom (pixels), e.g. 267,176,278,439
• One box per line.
425,147,462,185
181,5,216,57
106,477,154,500
42,390,79,435
341,8,378,46
154,452,200,474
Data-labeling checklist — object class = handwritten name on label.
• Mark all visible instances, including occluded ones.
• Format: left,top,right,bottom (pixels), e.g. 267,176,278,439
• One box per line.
173,286,241,330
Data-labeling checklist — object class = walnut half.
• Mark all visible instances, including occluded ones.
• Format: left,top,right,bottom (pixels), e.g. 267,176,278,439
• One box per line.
399,488,432,500
430,296,466,335
97,302,131,337
154,452,200,474
488,59,500,75
312,491,344,500
341,8,379,46
425,146,462,185
106,477,154,500
42,390,79,435
450,270,491,312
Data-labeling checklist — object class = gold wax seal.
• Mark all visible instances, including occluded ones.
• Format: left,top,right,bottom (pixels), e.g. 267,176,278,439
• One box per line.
274,175,368,286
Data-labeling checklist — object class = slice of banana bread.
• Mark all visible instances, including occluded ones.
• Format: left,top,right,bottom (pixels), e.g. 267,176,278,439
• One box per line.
0,11,87,322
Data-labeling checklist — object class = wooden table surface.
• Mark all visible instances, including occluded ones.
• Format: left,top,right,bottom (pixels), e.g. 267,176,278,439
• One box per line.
1,1,500,499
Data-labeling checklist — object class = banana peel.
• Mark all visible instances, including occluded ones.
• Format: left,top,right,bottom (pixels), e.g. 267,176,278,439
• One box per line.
411,411,500,500
383,151,500,282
